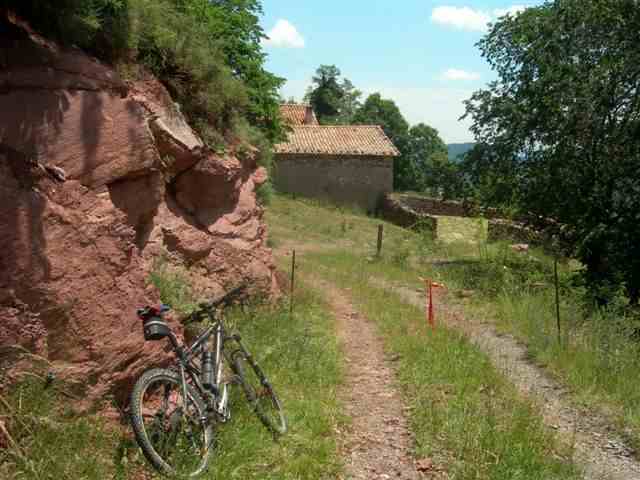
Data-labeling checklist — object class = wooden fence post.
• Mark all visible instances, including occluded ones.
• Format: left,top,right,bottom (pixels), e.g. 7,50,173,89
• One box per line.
290,249,296,317
554,257,561,343
376,224,384,257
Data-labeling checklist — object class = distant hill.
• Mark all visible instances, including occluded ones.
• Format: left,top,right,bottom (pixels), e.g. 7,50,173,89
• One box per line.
447,143,475,161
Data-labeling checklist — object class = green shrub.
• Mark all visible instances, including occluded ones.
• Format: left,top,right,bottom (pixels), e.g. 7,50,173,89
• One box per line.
6,0,284,151
255,180,274,206
148,256,197,316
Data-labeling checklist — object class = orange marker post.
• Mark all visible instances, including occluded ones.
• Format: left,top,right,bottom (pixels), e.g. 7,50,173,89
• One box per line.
420,277,445,330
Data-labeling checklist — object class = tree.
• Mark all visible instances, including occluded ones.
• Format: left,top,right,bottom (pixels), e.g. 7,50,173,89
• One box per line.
173,0,286,142
304,65,362,124
335,78,362,123
353,93,411,189
404,124,454,195
456,143,522,208
463,0,640,304
305,65,345,123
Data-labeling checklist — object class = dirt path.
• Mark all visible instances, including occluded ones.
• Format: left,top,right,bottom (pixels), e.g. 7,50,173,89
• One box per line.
307,277,428,480
377,278,640,480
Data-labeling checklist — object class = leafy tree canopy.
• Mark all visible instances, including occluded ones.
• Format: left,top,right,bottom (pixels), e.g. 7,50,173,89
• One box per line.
353,93,409,141
304,65,362,124
405,124,460,197
6,0,285,143
463,0,640,304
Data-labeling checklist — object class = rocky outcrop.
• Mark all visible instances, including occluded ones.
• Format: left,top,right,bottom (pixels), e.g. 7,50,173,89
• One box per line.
0,15,277,405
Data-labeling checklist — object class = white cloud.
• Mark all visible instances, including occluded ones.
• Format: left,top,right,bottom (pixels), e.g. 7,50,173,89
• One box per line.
263,19,305,48
442,68,480,81
493,5,527,17
431,6,492,32
431,5,530,32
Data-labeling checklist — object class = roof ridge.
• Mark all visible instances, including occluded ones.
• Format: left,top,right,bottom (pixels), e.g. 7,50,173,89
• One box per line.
274,121,400,157
290,124,386,128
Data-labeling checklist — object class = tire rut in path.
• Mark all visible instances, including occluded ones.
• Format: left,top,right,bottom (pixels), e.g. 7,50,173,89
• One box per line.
312,278,424,480
379,278,640,480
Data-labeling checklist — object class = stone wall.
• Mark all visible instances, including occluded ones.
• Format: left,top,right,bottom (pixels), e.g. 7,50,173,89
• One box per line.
380,195,437,238
382,193,551,247
389,193,501,219
274,154,393,213
487,219,546,245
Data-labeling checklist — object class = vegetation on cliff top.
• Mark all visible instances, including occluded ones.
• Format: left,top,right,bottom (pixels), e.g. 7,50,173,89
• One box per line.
7,0,286,150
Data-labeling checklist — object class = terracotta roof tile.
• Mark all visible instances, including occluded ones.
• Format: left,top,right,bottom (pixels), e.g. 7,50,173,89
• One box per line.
274,125,400,157
279,104,318,125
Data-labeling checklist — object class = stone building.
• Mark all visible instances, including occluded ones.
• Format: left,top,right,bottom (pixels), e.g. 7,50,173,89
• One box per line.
274,105,399,212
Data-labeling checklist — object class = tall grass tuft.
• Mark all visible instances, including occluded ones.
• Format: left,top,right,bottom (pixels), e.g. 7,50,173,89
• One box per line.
0,378,134,480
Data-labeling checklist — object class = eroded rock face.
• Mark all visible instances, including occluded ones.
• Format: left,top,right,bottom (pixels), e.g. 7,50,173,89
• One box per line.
0,16,277,406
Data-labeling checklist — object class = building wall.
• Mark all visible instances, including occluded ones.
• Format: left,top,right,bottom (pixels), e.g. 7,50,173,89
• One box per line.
274,154,393,212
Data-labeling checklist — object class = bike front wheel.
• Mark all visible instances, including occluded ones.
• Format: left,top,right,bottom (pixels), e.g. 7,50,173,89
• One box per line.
129,368,213,477
232,352,287,436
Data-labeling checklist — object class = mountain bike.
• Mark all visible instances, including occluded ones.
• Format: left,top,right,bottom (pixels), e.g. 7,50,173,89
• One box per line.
129,286,287,477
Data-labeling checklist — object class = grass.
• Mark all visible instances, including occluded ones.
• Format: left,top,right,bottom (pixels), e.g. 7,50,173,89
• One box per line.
266,194,421,256
1,275,343,479
422,240,640,449
436,215,488,244
148,255,198,316
267,193,640,459
488,290,640,449
205,287,344,479
296,251,580,479
0,377,136,480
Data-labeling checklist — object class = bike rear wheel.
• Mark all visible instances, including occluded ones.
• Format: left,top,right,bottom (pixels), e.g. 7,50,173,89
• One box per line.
130,368,213,477
232,352,287,436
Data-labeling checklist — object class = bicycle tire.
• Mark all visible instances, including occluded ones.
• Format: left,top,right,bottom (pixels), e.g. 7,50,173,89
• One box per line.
231,352,287,436
130,368,213,477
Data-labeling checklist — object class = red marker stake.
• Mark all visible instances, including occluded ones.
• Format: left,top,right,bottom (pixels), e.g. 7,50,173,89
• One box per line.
421,277,445,331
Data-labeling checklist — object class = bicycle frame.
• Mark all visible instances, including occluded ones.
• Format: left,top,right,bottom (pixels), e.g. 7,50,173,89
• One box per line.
130,294,286,477
163,314,251,421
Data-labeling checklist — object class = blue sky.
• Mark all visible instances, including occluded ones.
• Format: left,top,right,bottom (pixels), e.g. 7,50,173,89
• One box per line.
259,1,541,143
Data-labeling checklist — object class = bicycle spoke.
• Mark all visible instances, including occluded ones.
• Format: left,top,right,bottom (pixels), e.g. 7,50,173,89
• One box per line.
136,373,210,475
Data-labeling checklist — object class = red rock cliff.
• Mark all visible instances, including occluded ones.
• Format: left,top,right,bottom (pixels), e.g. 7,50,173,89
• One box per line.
0,16,278,404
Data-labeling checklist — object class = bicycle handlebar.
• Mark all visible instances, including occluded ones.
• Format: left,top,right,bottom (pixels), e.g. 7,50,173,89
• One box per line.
195,284,246,316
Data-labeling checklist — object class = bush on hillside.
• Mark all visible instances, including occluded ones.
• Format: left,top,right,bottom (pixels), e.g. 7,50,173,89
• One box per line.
5,0,285,150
